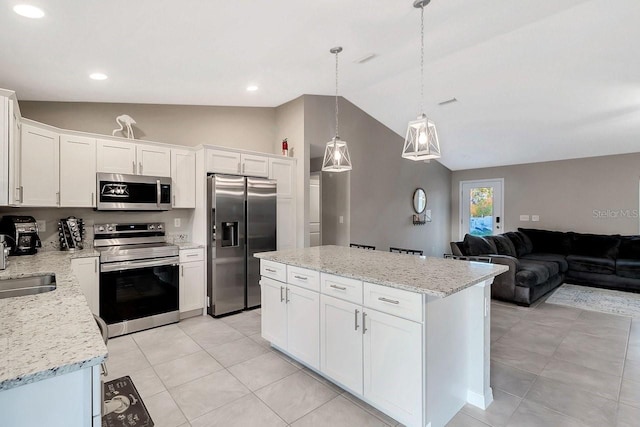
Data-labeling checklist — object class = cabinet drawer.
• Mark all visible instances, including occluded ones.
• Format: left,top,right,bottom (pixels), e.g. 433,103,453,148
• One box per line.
363,282,423,322
287,266,320,292
261,260,286,282
321,273,362,305
180,248,204,263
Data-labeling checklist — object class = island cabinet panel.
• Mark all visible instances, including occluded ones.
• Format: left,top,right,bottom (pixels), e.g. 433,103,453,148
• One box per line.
363,282,423,323
287,265,320,292
363,308,423,427
286,285,320,369
320,294,364,394
260,277,288,348
260,260,287,282
321,273,363,305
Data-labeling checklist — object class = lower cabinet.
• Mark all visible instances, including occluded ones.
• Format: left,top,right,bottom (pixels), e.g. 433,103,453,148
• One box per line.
260,277,320,369
70,256,99,315
179,249,205,314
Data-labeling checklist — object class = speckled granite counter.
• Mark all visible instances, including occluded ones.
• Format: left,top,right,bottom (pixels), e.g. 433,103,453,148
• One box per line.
175,242,204,250
0,250,107,391
256,245,508,297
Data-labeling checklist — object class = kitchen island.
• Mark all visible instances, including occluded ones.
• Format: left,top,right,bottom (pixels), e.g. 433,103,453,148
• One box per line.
256,245,508,427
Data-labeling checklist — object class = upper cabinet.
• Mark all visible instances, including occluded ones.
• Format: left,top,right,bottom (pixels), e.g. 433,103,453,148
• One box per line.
171,149,196,208
241,153,269,177
96,139,136,174
60,135,96,207
136,144,171,177
21,124,59,206
269,157,295,198
0,92,21,207
206,149,269,178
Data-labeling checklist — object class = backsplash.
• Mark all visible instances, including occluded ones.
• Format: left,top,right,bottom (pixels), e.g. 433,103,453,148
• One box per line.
0,207,194,251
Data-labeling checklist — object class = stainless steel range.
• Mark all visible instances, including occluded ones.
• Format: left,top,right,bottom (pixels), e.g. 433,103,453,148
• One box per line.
94,222,179,337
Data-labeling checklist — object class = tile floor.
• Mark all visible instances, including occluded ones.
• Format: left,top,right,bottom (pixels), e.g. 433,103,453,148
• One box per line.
105,299,640,427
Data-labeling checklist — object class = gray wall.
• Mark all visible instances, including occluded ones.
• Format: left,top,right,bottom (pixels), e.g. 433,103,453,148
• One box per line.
19,101,277,154
311,157,350,246
305,95,452,257
451,152,640,239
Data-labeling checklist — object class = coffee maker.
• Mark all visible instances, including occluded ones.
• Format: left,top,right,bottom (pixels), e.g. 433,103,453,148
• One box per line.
0,216,42,255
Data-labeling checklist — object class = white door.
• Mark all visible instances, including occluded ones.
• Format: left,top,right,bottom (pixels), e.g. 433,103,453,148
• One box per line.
96,139,136,174
309,173,321,247
0,97,8,206
171,149,196,208
320,294,363,394
286,284,320,369
180,261,205,312
70,257,99,315
260,277,288,348
8,100,21,205
460,179,504,239
206,149,241,174
21,124,59,206
60,135,97,207
241,153,269,177
136,144,171,177
363,309,423,427
276,197,296,250
269,157,295,198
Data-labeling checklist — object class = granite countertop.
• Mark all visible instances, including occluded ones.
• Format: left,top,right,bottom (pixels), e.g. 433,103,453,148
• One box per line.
175,242,204,250
256,245,509,298
0,250,107,391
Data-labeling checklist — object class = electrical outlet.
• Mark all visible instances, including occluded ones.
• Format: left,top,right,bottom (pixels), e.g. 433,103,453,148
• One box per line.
519,215,530,221
339,216,344,224
532,215,540,222
174,218,181,228
36,220,46,232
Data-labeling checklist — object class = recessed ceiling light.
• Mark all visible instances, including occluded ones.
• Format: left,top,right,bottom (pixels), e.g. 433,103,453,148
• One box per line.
89,73,108,81
13,4,45,19
246,85,258,92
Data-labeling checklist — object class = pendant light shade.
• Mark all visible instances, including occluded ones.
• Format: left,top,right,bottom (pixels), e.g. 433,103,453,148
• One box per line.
322,47,352,172
403,0,441,161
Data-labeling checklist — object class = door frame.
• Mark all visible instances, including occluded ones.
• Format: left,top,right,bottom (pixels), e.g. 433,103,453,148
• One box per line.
459,178,505,240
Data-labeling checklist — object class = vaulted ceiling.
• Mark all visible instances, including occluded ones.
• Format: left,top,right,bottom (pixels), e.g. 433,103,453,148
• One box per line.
1,0,638,170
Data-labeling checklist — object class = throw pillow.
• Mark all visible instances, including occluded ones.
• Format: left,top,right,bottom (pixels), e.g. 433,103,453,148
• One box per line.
463,234,498,256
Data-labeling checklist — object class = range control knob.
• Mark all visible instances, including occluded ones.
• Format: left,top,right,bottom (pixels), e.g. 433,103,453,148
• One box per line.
149,225,155,230
157,224,163,230
107,226,114,232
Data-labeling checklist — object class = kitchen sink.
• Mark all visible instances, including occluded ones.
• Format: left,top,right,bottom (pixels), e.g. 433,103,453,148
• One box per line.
0,274,56,299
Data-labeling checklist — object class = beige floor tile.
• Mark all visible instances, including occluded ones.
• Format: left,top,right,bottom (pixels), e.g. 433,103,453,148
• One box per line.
491,324,512,343
169,370,250,421
301,368,345,394
190,394,285,427
188,327,245,348
154,351,224,388
619,378,640,409
570,318,630,340
490,341,550,375
461,389,521,427
128,367,166,399
106,334,138,356
524,377,617,427
540,358,622,400
523,304,581,328
144,390,188,427
497,321,568,357
491,309,522,330
272,348,306,368
445,411,491,427
623,358,640,383
255,370,338,423
177,314,224,335
292,395,391,427
576,310,631,331
103,346,150,380
220,310,260,325
505,399,584,427
205,336,269,367
554,331,626,376
249,332,273,348
490,361,537,398
137,333,202,365
133,324,186,346
228,352,299,391
342,392,400,426
227,316,262,336
492,301,529,317
617,402,640,427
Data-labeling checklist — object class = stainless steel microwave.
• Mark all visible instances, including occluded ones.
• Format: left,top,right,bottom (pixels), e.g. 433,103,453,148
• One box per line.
96,173,172,211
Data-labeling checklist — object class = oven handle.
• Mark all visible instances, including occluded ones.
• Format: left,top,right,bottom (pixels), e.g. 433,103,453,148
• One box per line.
101,257,180,272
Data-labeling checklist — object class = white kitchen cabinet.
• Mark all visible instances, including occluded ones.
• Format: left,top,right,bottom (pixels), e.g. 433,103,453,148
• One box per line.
60,135,97,207
96,139,136,174
269,157,295,198
136,144,171,177
276,197,296,250
363,308,422,427
71,257,100,315
260,277,288,348
179,249,205,313
21,124,59,206
241,153,269,177
320,294,363,393
286,284,320,369
206,149,241,174
171,149,196,208
8,99,21,206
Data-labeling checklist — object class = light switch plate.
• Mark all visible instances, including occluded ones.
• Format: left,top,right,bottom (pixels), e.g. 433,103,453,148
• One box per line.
174,218,181,228
531,215,540,222
37,220,46,232
519,215,530,221
339,216,344,224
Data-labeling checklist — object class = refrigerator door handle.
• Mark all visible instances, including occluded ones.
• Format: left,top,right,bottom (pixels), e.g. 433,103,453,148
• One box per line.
280,286,284,302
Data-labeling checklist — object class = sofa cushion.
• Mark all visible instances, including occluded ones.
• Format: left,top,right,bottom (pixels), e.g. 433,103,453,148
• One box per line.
619,237,640,260
505,232,531,257
489,235,517,257
518,228,572,255
571,233,620,259
515,260,551,287
521,253,569,273
616,259,640,279
463,234,497,256
566,255,615,275
517,231,534,254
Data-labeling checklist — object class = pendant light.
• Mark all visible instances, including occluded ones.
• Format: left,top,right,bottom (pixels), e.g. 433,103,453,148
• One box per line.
322,47,352,172
402,0,441,161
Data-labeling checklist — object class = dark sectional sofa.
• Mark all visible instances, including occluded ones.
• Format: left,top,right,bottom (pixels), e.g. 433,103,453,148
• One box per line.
450,228,640,306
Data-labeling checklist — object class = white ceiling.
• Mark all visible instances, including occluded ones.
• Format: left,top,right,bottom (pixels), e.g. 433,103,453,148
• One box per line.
1,0,639,170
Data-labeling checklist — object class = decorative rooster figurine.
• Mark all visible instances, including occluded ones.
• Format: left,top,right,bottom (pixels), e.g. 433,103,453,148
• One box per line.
112,114,137,139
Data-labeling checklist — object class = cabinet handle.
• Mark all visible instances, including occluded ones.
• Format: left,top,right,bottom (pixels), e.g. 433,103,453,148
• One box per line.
378,297,400,305
237,163,241,173
293,275,307,280
354,309,360,330
101,362,108,377
56,192,60,204
139,162,143,175
132,161,136,174
280,286,284,302
181,265,184,277
19,186,23,202
330,284,347,291
286,287,290,303
186,253,198,257
362,312,367,335
242,163,245,174
173,195,176,206
265,268,276,273
94,259,98,273
91,192,94,206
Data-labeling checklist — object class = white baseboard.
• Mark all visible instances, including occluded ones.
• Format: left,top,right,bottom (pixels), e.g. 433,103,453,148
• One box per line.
467,386,494,410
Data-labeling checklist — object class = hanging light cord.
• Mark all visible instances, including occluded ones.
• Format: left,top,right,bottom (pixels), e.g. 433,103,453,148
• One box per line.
335,49,340,139
420,3,425,116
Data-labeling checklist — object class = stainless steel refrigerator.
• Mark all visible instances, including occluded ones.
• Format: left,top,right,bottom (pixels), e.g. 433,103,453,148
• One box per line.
207,174,277,316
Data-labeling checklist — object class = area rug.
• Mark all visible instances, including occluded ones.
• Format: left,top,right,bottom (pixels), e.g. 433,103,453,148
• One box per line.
102,375,154,427
546,283,640,318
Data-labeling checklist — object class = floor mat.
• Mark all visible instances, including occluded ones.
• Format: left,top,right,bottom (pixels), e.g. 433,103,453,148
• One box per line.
102,375,154,427
546,283,640,318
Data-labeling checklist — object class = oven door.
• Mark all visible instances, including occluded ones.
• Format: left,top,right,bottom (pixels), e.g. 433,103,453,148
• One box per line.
99,257,179,326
